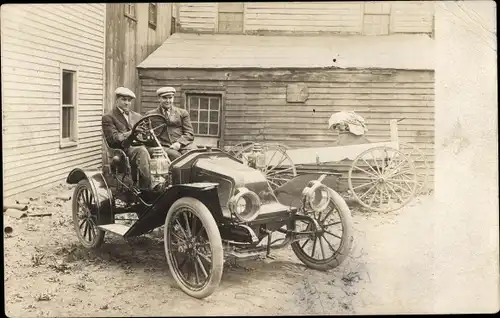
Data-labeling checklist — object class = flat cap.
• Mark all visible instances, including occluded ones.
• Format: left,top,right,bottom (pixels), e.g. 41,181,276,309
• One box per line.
156,86,176,96
114,87,136,99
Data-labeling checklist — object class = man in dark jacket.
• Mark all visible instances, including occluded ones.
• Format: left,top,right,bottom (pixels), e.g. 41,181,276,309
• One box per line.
102,87,151,189
145,86,196,159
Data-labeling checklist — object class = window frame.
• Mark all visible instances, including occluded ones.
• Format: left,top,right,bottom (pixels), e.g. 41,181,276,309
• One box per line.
182,90,225,140
59,64,79,149
148,3,157,29
124,3,137,21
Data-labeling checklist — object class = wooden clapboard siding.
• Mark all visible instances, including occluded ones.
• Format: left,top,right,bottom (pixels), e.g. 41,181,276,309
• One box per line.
245,1,364,34
177,1,433,36
1,4,105,198
390,1,434,34
178,3,217,32
139,68,435,187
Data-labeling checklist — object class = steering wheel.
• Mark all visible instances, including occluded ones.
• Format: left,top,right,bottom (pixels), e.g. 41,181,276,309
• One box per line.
128,114,168,146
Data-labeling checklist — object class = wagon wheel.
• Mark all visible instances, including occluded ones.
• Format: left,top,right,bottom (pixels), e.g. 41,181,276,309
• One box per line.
291,189,354,271
348,146,418,213
240,143,296,191
398,142,430,195
72,180,105,249
164,197,224,299
226,141,256,158
229,142,290,161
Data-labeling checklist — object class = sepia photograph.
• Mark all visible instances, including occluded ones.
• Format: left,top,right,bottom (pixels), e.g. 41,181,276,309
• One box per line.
1,1,498,316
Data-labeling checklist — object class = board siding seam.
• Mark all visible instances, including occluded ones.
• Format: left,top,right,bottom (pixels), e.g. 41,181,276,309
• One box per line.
4,159,102,196
3,141,103,160
1,18,104,54
4,144,103,166
4,150,103,180
2,46,103,70
34,5,105,36
24,7,104,41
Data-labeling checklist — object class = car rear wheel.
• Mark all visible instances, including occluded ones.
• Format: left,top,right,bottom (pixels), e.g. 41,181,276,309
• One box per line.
291,189,354,271
164,197,224,299
72,179,105,249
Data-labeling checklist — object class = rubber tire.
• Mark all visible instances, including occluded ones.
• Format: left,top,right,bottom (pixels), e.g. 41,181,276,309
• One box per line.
291,188,354,271
164,197,224,299
72,179,105,249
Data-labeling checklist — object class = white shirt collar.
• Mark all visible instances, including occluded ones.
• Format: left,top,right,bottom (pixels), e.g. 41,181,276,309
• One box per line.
161,106,172,116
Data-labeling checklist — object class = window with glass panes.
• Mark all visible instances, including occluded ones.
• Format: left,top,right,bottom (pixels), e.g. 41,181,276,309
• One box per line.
61,69,77,142
186,95,221,137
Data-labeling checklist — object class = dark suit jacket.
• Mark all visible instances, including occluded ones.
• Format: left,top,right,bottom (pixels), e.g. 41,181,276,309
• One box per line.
102,106,143,149
146,106,195,149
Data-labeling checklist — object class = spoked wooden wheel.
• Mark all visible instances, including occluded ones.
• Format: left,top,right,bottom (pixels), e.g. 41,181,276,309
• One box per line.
398,142,430,195
348,146,418,213
232,142,296,191
291,189,354,271
72,180,105,249
164,197,224,299
226,141,256,158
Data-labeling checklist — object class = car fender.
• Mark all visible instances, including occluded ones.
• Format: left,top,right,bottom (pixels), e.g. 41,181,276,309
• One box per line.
66,168,114,225
124,182,224,238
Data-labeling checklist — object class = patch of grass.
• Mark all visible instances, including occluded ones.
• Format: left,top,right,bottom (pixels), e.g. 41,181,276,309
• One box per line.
80,273,95,282
26,224,39,232
48,260,72,274
340,302,352,311
31,253,46,267
46,276,61,283
341,271,362,287
34,292,53,301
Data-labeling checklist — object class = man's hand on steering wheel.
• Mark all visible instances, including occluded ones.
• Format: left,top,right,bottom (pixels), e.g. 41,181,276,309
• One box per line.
135,126,147,134
127,114,168,147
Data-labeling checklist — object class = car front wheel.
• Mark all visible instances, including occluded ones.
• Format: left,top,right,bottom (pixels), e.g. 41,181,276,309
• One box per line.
72,179,105,249
164,197,224,299
291,189,354,271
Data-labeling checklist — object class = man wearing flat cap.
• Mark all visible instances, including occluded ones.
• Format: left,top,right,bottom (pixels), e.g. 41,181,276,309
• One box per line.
146,86,196,159
102,87,151,189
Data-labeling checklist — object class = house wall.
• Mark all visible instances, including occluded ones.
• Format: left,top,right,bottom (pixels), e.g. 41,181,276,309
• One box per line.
178,1,434,36
138,68,435,187
1,4,106,198
104,3,173,113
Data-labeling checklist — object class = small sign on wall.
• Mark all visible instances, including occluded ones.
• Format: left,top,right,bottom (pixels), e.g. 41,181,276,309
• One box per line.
287,83,309,103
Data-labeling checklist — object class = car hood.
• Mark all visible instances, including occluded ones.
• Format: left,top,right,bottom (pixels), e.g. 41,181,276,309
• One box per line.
194,157,268,188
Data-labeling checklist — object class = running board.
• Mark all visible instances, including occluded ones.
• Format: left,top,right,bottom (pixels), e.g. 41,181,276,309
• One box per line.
98,224,131,236
226,249,266,260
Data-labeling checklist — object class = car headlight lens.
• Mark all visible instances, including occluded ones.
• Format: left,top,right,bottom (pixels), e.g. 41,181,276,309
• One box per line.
302,180,331,212
236,197,247,214
228,187,261,222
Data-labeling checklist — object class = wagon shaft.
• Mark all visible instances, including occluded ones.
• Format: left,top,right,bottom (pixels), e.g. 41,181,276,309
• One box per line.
271,141,399,166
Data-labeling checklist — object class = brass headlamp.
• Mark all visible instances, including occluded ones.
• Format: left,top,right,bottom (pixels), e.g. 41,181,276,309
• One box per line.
228,187,262,223
301,175,331,212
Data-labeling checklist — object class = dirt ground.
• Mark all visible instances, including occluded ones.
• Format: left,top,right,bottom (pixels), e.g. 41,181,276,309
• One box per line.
4,182,434,317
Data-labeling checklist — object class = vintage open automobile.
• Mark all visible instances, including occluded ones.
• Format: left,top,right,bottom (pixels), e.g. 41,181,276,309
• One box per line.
66,114,354,299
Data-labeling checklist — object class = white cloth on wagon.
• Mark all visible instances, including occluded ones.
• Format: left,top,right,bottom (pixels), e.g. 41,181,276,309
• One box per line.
328,111,368,136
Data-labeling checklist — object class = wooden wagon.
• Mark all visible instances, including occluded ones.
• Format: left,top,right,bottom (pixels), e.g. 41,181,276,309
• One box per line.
226,119,429,213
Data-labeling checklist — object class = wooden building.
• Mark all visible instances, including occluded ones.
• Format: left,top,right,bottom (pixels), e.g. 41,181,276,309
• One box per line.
177,1,434,36
1,3,174,198
138,2,435,186
1,4,106,198
104,3,174,113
